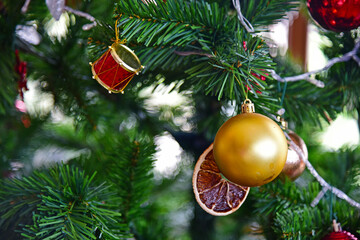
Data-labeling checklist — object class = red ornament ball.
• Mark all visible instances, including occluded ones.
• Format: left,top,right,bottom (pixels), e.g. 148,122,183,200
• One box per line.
307,0,360,32
322,231,358,240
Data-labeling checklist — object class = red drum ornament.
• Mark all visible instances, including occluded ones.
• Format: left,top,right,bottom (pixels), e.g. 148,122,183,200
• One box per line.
90,43,144,93
307,0,360,32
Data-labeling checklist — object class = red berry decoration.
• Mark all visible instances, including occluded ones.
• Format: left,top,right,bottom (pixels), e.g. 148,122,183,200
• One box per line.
322,220,358,240
307,0,360,32
15,50,29,100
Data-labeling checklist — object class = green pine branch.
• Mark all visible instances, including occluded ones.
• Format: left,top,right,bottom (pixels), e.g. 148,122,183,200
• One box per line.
0,165,130,239
96,134,156,223
241,0,299,28
252,177,360,239
273,201,360,239
273,206,325,239
72,130,157,238
276,80,342,126
114,0,234,47
0,53,17,115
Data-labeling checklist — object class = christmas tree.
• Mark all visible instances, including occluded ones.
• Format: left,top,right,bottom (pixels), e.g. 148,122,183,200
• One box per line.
1,0,360,239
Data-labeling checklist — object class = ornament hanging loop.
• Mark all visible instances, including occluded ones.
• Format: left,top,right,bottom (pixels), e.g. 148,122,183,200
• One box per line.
276,116,288,130
241,99,255,113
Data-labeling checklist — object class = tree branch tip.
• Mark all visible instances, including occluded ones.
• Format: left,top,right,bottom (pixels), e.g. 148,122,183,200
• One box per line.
306,77,325,88
21,0,32,14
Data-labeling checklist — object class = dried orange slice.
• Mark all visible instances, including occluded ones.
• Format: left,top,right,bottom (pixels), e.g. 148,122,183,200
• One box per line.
192,144,250,216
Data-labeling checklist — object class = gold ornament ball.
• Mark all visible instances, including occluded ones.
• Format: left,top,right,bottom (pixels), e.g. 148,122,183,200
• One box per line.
280,131,307,181
213,112,288,187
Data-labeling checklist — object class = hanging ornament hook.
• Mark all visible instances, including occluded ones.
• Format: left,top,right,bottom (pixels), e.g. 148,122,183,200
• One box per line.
241,98,255,113
276,116,288,130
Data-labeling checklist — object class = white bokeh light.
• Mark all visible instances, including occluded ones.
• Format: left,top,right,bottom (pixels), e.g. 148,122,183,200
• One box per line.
154,133,183,177
306,25,328,72
321,115,359,151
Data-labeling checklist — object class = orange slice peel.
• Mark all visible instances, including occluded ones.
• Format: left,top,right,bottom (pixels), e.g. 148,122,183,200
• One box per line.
192,144,250,216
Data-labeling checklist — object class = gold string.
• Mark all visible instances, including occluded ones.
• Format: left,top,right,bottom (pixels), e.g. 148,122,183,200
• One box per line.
115,19,119,43
115,19,127,44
